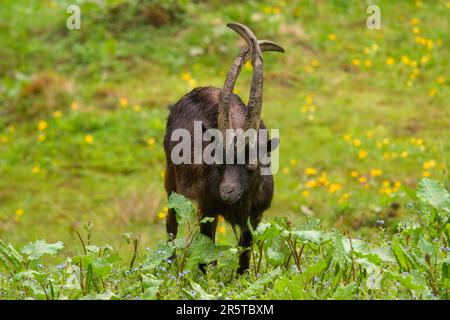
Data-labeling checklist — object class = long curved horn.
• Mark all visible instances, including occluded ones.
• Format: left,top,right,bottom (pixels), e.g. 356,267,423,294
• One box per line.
218,38,284,143
226,23,264,132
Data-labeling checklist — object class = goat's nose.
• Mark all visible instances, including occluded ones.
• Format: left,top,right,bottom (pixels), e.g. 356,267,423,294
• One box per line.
220,185,235,195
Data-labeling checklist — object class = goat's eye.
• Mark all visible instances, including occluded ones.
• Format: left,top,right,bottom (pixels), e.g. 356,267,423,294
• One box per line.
246,163,258,171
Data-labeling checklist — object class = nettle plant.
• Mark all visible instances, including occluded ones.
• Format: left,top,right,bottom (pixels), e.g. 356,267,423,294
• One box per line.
0,178,448,300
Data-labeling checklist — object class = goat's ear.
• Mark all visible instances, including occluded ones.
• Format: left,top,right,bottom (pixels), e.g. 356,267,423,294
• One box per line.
267,137,280,153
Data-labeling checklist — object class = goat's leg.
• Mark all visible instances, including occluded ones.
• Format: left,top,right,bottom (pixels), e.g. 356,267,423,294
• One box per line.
237,228,252,274
166,208,178,240
164,163,178,241
237,215,261,274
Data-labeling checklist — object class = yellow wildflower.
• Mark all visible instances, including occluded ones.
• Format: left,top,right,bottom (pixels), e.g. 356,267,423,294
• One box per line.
53,110,62,118
401,151,409,158
305,180,317,188
38,121,47,131
85,135,94,144
15,208,24,222
32,166,40,174
244,60,252,71
422,171,430,177
436,76,445,85
70,101,79,110
289,159,297,166
420,55,430,65
353,139,361,147
157,211,167,219
147,138,156,146
304,167,317,176
1,136,8,144
358,150,368,160
410,18,420,25
364,59,372,67
301,190,310,198
352,59,361,66
328,183,342,193
423,160,436,169
350,170,358,178
134,105,141,112
38,134,46,142
386,57,395,66
343,134,351,142
119,98,129,108
180,72,192,81
328,33,337,41
358,176,367,184
401,56,410,65
338,193,350,204
370,169,382,177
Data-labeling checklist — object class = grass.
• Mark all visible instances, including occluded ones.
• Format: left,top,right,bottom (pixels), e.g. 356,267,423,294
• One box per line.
0,0,449,299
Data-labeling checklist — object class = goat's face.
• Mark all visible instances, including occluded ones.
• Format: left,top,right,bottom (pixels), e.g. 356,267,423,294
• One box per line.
218,164,256,204
217,138,278,204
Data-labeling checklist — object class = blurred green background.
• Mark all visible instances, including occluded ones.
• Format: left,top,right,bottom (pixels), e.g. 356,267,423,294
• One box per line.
0,0,448,255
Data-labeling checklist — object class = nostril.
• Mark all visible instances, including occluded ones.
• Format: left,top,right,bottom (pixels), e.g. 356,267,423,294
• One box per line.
221,185,235,195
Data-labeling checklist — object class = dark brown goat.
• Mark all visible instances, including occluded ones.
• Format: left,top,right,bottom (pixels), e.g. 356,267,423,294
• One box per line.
163,23,284,273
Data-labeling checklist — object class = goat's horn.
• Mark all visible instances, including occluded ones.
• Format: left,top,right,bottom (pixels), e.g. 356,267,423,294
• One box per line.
227,23,265,133
219,38,284,144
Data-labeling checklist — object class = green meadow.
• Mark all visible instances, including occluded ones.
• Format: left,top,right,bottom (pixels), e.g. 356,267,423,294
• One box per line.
0,0,449,299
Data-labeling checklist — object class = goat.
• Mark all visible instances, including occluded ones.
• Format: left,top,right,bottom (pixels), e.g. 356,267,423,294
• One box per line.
163,23,284,274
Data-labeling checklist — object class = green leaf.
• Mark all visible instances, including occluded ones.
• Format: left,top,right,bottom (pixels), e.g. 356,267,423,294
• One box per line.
331,232,350,268
21,240,64,260
189,234,218,265
417,178,450,214
168,192,196,224
142,243,174,270
142,275,162,300
0,240,23,273
291,230,325,245
331,282,356,300
237,268,282,299
266,235,290,267
190,281,215,300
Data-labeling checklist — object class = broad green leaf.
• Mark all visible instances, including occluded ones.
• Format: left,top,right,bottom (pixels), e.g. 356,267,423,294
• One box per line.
190,281,215,300
331,232,350,268
142,243,174,270
417,178,450,214
142,275,162,300
291,230,324,245
168,192,196,224
21,240,64,260
331,282,356,300
188,234,218,265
